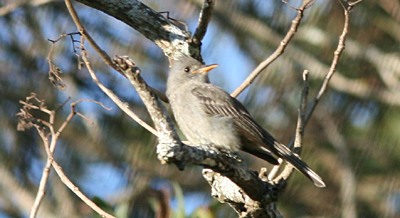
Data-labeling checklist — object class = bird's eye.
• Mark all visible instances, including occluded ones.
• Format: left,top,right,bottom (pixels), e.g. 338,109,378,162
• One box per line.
184,67,190,73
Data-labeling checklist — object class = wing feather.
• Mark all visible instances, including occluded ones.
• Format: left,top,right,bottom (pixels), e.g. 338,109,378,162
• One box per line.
191,84,279,164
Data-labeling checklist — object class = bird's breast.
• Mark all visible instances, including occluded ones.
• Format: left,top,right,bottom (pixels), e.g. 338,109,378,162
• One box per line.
169,90,241,151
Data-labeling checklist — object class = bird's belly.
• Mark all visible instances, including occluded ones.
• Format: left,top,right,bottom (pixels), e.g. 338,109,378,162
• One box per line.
173,102,241,151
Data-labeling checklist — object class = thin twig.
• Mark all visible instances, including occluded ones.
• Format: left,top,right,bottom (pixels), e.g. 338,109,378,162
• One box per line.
270,70,309,183
30,125,52,218
295,71,309,152
349,0,363,6
303,1,352,126
269,0,360,183
47,33,81,90
29,99,55,218
73,99,112,124
33,123,116,218
29,98,106,218
81,42,159,136
64,0,117,74
64,0,159,136
231,0,315,98
70,1,172,104
282,0,315,10
191,0,215,48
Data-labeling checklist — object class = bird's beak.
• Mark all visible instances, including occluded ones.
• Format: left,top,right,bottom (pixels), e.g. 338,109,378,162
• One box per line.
192,64,218,74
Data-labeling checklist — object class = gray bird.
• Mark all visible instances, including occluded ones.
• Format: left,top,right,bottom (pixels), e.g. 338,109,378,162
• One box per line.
166,55,325,188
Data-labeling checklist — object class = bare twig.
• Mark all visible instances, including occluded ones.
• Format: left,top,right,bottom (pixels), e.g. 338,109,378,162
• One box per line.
82,42,159,136
47,33,81,90
269,1,361,184
33,123,116,218
231,0,315,98
295,71,309,152
71,99,112,124
348,0,364,8
29,124,54,218
303,1,353,126
270,70,309,183
190,0,215,58
65,0,122,74
207,0,398,106
66,0,179,104
22,97,113,218
64,0,159,136
282,0,315,10
25,96,59,218
79,2,172,103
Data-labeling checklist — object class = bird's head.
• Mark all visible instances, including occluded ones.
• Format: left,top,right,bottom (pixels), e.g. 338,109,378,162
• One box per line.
167,55,218,94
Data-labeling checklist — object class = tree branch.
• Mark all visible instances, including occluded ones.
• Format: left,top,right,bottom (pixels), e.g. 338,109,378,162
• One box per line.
37,128,116,218
74,0,191,57
64,0,159,136
267,0,359,184
231,0,315,98
190,0,215,61
270,70,309,183
303,0,354,126
17,95,116,218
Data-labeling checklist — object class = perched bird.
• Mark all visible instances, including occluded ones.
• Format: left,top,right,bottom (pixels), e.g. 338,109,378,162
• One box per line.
166,55,325,188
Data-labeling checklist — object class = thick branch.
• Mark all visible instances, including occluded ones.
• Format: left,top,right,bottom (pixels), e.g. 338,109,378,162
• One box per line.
74,0,191,57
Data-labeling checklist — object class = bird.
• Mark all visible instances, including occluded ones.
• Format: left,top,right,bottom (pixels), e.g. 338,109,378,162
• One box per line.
166,55,325,188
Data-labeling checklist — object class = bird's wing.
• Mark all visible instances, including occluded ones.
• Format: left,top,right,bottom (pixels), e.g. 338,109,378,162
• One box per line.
192,84,326,187
191,84,265,139
191,84,279,164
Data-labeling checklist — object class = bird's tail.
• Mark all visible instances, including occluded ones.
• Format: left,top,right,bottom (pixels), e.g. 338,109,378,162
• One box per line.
273,142,326,188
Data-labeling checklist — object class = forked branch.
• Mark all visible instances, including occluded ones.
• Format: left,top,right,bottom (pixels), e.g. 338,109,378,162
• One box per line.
17,95,114,218
231,0,315,98
268,0,362,182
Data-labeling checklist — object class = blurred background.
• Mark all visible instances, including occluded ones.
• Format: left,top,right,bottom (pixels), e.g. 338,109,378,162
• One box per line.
1,0,400,217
